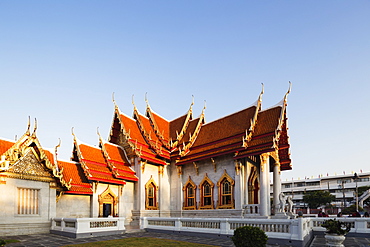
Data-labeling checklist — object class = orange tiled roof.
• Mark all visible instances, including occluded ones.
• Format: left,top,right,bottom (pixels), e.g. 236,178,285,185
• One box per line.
235,106,291,170
146,108,170,143
0,138,15,155
175,106,256,164
58,160,93,195
110,94,291,170
103,142,138,181
169,114,189,142
76,142,126,185
134,112,170,159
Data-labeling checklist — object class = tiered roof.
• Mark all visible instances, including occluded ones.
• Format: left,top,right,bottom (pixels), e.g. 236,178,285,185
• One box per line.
57,160,93,195
109,86,292,171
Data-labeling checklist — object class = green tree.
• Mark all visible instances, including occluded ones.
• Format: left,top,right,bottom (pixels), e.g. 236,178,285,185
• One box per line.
302,190,335,209
341,204,363,215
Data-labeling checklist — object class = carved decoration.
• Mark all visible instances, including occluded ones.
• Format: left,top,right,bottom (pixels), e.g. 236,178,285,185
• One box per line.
171,97,194,148
211,158,217,172
235,160,241,175
260,153,270,172
1,127,71,189
141,161,146,173
179,103,205,156
243,84,264,148
177,166,182,177
193,162,199,176
8,149,53,180
158,165,164,176
98,185,118,217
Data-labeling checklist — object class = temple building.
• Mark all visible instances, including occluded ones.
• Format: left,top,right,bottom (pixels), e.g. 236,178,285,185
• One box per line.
0,85,292,236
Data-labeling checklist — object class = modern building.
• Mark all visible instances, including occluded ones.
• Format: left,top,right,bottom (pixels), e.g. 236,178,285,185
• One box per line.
274,172,370,214
0,85,292,236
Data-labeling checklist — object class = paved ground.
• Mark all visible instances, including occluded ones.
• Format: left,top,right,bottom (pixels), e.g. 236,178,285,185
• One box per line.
2,231,370,247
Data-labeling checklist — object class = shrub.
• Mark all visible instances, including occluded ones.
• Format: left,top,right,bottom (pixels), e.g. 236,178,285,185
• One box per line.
231,225,268,247
0,239,5,247
321,219,351,235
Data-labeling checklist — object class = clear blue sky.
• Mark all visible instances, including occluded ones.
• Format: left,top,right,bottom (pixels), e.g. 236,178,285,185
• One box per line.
1,1,370,181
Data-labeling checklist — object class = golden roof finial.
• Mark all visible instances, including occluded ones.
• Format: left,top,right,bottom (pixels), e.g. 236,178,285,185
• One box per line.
54,138,61,163
26,116,31,135
97,127,103,143
32,118,37,137
284,81,292,103
285,81,292,97
112,92,118,109
71,127,76,139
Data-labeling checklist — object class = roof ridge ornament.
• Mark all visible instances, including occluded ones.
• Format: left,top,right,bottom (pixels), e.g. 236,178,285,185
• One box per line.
54,138,61,172
258,83,264,110
284,81,292,104
31,118,37,138
145,92,150,108
26,116,31,136
242,84,264,148
112,92,119,110
97,127,104,144
71,127,77,141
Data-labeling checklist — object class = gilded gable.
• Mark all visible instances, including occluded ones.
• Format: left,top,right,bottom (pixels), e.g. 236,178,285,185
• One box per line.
7,148,54,181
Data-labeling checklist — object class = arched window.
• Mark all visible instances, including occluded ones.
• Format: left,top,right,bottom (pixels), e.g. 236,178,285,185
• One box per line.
199,174,214,209
145,177,158,210
183,176,197,210
217,170,235,209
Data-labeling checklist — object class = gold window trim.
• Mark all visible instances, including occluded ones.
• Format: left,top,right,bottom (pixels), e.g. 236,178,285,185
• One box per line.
182,176,197,210
216,170,235,209
199,174,215,210
145,176,159,210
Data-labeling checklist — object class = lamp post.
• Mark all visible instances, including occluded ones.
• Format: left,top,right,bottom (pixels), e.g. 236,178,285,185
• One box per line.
353,172,359,212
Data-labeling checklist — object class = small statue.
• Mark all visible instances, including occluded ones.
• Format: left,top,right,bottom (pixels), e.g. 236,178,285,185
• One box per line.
287,196,293,213
278,192,287,213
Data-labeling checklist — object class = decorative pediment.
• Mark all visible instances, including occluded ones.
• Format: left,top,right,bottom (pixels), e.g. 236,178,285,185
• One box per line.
7,148,54,181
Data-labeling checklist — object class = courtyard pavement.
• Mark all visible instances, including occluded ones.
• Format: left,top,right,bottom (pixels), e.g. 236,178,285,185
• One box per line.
2,231,370,247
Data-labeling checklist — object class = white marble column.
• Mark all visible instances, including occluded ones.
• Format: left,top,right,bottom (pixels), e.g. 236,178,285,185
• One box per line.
273,161,281,214
234,160,242,210
90,182,99,217
259,153,270,216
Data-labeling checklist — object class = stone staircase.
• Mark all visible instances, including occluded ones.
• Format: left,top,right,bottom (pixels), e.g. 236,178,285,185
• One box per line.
125,224,145,233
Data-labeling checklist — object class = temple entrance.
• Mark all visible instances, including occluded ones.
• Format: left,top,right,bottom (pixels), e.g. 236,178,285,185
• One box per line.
248,166,259,204
98,186,118,217
103,203,112,217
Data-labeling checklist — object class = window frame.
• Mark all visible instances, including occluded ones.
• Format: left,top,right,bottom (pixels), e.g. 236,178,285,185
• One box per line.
217,170,235,209
199,174,214,210
183,176,197,210
17,187,40,215
145,177,159,210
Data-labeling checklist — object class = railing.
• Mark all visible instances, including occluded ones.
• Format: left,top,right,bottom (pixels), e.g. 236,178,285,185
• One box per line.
141,217,311,241
310,217,370,234
51,217,125,236
243,204,259,214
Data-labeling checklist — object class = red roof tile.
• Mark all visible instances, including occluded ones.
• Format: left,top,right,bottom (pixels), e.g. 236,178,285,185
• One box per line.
58,160,93,195
103,142,139,181
0,138,14,155
76,142,126,185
